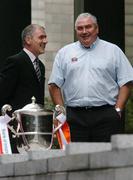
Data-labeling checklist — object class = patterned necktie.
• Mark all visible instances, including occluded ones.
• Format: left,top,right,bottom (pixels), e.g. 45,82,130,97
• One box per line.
34,58,41,82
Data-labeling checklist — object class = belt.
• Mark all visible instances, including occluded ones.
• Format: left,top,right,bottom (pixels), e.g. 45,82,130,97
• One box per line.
67,104,113,110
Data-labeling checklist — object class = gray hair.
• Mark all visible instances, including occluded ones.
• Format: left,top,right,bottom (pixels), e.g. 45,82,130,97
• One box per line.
21,24,45,46
75,13,98,29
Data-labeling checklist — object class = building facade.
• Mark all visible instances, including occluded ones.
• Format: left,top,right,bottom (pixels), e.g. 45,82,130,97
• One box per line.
125,0,133,64
32,0,74,96
31,0,133,97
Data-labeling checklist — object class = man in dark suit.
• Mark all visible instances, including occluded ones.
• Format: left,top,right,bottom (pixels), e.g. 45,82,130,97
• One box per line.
0,24,48,153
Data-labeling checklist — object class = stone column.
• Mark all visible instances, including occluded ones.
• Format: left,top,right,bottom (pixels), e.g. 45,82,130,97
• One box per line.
125,0,133,64
32,0,74,97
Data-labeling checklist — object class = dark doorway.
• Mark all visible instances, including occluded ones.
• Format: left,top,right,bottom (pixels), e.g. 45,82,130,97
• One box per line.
84,0,125,51
0,0,31,68
74,0,125,51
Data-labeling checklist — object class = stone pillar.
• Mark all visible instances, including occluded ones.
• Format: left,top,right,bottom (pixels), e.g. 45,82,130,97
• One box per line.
31,0,74,97
125,0,133,64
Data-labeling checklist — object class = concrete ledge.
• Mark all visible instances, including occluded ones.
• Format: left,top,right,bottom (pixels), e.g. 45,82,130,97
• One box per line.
0,149,65,164
14,159,47,176
111,134,133,149
1,135,133,179
89,148,133,169
68,169,115,180
48,154,89,172
0,154,29,164
66,142,111,155
27,149,65,160
0,163,14,177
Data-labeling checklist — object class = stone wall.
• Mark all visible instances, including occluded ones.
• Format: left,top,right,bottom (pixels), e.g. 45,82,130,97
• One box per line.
125,0,133,64
32,0,74,97
1,135,133,179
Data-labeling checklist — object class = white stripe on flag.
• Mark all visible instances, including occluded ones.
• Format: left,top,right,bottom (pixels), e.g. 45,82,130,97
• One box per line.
59,128,68,150
0,115,12,154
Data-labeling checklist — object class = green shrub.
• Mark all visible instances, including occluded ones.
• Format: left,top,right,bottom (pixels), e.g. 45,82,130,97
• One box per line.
44,97,54,111
125,90,133,133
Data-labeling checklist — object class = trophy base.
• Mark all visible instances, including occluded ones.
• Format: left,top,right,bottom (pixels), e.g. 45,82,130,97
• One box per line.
18,141,52,153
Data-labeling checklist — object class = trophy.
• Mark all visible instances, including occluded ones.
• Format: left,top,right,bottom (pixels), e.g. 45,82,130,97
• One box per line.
2,97,53,152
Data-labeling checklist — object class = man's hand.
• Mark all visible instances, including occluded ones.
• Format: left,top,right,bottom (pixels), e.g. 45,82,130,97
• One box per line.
115,107,122,118
53,105,66,126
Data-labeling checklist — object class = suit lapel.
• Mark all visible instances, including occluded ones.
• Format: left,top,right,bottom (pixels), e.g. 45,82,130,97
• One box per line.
20,50,40,82
20,50,45,85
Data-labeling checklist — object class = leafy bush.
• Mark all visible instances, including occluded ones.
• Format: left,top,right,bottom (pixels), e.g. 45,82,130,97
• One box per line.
44,97,54,111
125,90,133,133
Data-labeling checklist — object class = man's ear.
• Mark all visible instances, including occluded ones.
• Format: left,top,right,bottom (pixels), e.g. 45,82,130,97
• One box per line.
25,36,31,45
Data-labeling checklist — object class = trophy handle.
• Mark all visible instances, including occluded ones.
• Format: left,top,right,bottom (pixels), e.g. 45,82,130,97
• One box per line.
1,104,30,151
1,104,13,116
14,113,30,151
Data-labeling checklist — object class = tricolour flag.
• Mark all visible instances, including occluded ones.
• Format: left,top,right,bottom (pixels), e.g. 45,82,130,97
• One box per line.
56,121,71,149
0,115,12,154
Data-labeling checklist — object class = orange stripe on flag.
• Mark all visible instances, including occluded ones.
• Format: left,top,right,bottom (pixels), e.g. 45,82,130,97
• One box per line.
56,122,71,149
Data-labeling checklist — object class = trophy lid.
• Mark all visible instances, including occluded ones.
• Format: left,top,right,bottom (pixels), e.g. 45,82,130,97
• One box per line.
22,96,44,112
15,96,44,114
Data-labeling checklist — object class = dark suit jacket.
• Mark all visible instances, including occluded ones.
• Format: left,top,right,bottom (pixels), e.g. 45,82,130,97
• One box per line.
0,50,45,153
0,50,45,111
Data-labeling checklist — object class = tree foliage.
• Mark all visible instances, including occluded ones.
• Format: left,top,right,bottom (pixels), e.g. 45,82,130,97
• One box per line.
125,91,133,133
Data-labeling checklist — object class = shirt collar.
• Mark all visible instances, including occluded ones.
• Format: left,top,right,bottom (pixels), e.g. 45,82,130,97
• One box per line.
23,48,36,63
79,37,99,50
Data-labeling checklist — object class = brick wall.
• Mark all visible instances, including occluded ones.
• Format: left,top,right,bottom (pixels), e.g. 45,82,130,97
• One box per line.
32,0,74,97
125,0,133,64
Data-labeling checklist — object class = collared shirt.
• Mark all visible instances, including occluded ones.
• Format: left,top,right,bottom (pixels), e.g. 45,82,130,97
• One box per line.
48,38,133,107
23,48,36,68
